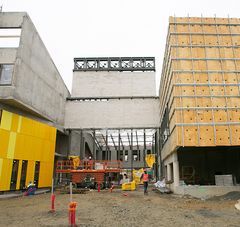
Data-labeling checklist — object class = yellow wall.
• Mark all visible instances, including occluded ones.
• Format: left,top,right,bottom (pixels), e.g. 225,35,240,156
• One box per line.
0,110,56,191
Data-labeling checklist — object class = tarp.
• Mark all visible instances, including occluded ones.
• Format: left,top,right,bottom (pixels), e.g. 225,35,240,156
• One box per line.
145,154,155,168
133,168,144,184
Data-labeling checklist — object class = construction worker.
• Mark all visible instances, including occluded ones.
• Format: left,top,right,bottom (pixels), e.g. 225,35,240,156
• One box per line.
141,169,149,195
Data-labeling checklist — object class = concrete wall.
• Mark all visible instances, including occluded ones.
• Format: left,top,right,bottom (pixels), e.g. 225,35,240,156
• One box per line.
71,71,156,97
0,13,70,128
65,98,160,129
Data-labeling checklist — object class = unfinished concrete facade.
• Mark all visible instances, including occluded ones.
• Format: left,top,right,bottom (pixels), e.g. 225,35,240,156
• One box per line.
0,12,69,191
65,57,160,170
159,16,240,194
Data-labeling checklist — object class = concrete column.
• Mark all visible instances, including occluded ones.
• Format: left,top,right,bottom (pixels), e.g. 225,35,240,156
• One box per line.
173,152,180,187
167,164,171,181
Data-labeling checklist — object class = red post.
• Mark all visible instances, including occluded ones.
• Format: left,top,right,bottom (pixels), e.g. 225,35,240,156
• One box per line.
69,202,77,226
51,194,55,212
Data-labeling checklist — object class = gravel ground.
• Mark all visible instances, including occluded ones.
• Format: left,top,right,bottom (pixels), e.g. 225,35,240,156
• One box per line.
0,186,239,227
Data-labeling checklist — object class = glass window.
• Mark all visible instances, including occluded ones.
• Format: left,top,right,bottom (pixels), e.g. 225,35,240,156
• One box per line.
0,64,14,85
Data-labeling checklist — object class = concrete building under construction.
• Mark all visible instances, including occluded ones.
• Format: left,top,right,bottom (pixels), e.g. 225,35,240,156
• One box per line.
0,12,240,196
159,16,240,196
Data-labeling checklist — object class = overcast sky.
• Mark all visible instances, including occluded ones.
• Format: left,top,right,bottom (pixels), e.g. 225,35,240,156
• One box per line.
2,0,240,93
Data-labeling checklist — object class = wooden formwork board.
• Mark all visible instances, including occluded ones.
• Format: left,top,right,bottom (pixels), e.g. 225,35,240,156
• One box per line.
172,72,194,83
215,126,231,145
199,126,215,146
226,97,239,107
231,125,240,145
209,73,237,83
211,97,227,107
225,86,239,95
172,109,231,124
228,109,240,121
195,73,208,83
174,124,240,147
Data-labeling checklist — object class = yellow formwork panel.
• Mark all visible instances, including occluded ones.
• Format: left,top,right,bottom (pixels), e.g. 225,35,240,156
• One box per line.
196,86,210,95
215,126,231,145
232,36,240,45
227,97,239,107
196,97,212,107
222,60,236,70
195,73,208,83
173,73,193,83
228,109,240,121
202,25,217,34
192,47,205,58
209,73,224,83
207,60,221,70
226,86,239,95
214,110,228,122
220,48,234,58
197,110,212,123
211,86,225,96
183,126,198,146
206,47,219,58
199,126,215,146
231,126,240,145
211,97,226,107
191,35,204,45
204,35,218,45
223,73,238,84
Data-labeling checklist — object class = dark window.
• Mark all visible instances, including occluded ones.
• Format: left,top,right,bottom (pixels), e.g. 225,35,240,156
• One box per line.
20,160,28,189
10,159,19,190
147,150,151,154
0,64,14,85
119,150,123,161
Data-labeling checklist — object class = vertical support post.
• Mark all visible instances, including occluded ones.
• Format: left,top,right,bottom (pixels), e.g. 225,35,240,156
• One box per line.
80,129,84,159
106,130,108,160
118,129,120,160
93,130,96,159
143,129,146,167
68,130,72,157
131,129,133,181
50,178,55,213
70,182,73,203
155,129,160,181
173,152,180,187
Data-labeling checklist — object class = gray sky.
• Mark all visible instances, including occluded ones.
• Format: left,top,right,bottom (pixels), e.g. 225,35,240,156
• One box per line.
2,0,240,93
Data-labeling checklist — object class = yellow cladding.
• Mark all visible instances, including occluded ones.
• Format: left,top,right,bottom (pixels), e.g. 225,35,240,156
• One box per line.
0,110,56,191
7,132,17,159
0,158,13,191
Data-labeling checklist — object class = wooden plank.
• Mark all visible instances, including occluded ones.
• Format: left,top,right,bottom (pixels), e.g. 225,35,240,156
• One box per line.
215,126,230,145
214,110,228,122
230,125,240,145
199,126,215,146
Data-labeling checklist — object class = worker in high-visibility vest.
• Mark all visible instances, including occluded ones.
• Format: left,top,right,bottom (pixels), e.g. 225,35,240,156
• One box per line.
141,169,150,195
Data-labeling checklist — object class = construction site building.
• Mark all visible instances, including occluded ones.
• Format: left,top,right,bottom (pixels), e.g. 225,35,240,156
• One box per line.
0,12,69,191
65,57,160,171
159,16,240,195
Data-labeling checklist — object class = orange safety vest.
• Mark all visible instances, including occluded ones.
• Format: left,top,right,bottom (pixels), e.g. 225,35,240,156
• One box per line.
142,173,149,182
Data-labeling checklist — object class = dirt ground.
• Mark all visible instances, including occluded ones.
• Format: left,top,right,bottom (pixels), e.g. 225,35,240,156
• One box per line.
0,186,239,227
